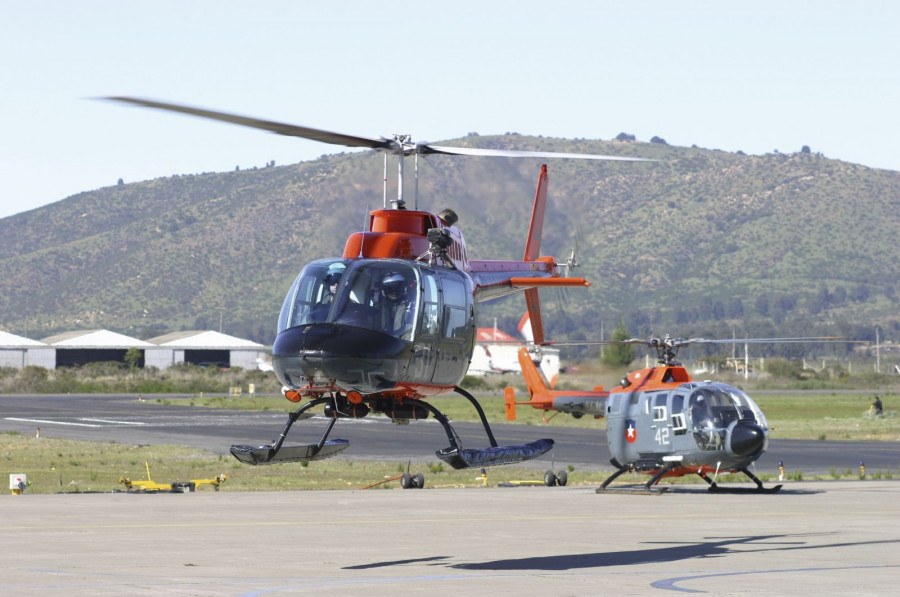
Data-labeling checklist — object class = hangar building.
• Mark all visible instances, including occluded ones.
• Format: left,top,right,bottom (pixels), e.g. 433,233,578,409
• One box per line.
145,330,266,370
0,330,55,369
40,329,154,368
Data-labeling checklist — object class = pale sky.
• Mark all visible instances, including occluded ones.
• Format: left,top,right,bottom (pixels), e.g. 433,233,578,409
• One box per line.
2,1,897,219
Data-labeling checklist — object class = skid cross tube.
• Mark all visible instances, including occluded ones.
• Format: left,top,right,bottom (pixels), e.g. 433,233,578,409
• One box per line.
644,463,677,490
699,467,783,493
269,397,331,457
600,459,632,489
453,386,499,447
402,397,464,454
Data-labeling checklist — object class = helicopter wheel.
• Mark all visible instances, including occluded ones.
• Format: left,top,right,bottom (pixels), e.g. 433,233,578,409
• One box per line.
544,470,557,487
400,473,412,489
556,471,568,486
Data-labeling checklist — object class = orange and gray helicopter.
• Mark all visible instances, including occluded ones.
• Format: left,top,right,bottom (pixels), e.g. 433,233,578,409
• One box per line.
507,335,849,493
105,96,650,470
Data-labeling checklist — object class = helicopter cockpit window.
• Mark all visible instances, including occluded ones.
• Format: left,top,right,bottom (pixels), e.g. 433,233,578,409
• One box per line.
725,387,768,428
652,394,668,421
278,259,420,340
278,259,350,331
440,277,468,339
688,385,763,450
671,394,687,435
419,272,439,336
338,262,420,340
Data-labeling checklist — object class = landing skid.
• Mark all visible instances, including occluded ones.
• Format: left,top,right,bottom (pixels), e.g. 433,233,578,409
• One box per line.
415,387,554,470
596,459,673,495
698,468,783,493
595,484,668,495
230,387,554,470
230,440,349,465
230,397,350,465
436,439,554,469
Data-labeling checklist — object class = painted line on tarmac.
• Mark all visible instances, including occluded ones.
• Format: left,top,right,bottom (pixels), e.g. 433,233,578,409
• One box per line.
8,507,900,532
651,564,900,593
79,418,147,425
5,417,102,428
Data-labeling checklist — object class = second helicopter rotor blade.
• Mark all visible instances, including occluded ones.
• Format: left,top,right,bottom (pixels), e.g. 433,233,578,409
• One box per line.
103,96,395,150
422,144,655,161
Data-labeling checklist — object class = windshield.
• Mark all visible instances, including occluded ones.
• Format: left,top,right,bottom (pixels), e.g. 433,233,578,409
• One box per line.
687,384,767,450
278,259,420,340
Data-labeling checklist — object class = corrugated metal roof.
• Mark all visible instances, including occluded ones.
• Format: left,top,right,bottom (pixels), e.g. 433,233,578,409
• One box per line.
147,330,263,349
41,329,153,348
0,330,47,347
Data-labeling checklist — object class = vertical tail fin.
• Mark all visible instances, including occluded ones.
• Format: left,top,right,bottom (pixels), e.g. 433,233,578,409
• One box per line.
523,164,548,262
517,347,550,397
523,165,549,345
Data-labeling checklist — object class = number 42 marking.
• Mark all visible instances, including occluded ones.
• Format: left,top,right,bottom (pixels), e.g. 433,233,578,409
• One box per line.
655,427,670,446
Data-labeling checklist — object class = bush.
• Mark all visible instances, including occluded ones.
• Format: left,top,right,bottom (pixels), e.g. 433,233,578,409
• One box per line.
763,359,804,379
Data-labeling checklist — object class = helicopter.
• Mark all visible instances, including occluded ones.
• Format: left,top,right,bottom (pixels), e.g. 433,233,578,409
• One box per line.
105,96,651,470
505,335,817,493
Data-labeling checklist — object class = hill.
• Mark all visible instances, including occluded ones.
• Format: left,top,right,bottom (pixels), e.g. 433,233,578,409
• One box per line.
1,135,898,347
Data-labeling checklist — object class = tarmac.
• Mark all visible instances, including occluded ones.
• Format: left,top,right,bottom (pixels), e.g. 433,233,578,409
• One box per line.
2,479,899,596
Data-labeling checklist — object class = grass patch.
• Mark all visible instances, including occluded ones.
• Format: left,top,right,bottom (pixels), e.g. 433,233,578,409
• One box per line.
5,433,897,495
1,433,609,495
750,391,900,441
186,390,900,441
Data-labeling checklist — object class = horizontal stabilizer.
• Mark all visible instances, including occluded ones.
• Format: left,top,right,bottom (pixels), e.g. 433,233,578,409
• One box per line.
435,438,554,470
230,439,350,465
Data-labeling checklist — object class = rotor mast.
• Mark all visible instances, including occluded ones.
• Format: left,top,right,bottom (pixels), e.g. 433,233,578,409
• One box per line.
392,134,411,210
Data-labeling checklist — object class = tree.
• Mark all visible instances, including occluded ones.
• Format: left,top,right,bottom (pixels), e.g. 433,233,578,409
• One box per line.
602,319,635,366
850,284,870,303
124,348,143,373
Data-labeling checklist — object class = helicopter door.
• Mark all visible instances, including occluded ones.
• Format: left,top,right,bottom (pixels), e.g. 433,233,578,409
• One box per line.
407,270,440,383
432,271,475,386
671,393,688,436
649,393,672,449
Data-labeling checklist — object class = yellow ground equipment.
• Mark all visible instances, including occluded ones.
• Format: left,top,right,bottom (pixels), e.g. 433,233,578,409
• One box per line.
118,462,228,492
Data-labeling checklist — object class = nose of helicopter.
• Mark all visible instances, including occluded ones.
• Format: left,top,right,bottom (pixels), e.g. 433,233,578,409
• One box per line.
728,420,766,457
272,324,410,392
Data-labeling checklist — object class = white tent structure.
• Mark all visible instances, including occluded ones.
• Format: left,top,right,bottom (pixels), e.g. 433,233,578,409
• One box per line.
41,329,153,368
145,330,266,370
0,330,54,369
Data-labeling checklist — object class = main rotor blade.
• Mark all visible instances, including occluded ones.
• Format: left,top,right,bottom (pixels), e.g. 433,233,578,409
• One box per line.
423,144,655,162
685,336,860,345
103,96,394,150
550,336,864,346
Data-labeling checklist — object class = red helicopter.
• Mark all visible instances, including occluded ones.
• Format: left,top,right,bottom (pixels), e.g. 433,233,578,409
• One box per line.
507,336,851,492
105,96,650,470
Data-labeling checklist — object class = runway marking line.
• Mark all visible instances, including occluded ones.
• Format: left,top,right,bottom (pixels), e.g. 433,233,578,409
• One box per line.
79,418,147,425
5,417,102,428
6,508,900,532
652,564,900,593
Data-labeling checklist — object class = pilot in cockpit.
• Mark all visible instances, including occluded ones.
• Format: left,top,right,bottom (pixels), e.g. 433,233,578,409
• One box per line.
310,263,345,322
379,272,413,338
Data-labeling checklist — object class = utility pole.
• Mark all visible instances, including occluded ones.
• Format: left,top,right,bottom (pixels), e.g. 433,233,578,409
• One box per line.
875,326,881,374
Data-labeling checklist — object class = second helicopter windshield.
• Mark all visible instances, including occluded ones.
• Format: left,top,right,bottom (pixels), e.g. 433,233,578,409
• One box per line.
687,384,767,450
278,259,420,340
